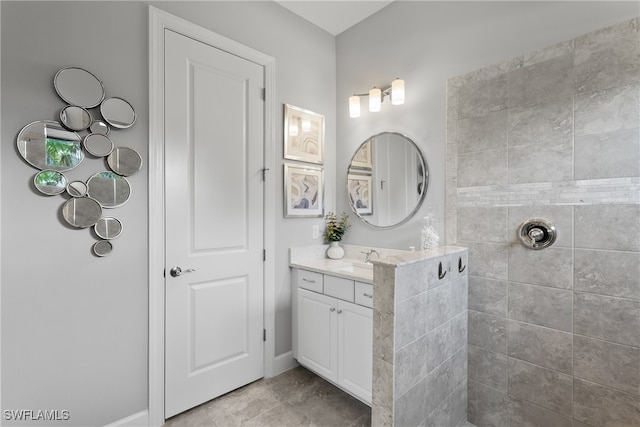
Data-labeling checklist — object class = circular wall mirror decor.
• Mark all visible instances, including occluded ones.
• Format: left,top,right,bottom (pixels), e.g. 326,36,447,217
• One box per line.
83,133,114,157
87,171,131,208
62,197,103,228
66,181,88,198
17,120,84,171
89,120,110,136
94,217,123,240
347,132,429,229
60,105,92,132
54,67,105,108
93,240,113,257
107,147,142,176
34,170,68,195
100,97,136,129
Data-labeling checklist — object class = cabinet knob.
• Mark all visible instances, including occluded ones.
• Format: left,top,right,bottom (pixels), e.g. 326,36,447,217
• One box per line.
330,307,336,312
337,309,343,314
363,293,373,299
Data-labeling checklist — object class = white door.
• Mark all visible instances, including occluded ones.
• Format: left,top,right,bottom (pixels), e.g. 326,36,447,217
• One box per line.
164,29,265,418
298,289,338,382
337,300,372,404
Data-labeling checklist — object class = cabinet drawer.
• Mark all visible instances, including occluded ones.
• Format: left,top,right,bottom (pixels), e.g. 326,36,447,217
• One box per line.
298,270,323,293
354,282,374,308
324,275,354,302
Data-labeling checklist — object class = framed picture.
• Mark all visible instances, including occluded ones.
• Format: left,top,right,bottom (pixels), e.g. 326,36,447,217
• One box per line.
350,140,372,170
348,173,373,215
284,163,324,218
284,104,324,164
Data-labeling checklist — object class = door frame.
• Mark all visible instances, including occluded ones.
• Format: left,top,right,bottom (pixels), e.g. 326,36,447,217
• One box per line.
148,7,276,426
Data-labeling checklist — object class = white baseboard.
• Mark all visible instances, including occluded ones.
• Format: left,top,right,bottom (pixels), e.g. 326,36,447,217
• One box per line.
272,351,298,377
105,410,149,427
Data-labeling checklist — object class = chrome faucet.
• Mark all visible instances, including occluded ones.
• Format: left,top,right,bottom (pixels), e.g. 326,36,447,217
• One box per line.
362,249,380,264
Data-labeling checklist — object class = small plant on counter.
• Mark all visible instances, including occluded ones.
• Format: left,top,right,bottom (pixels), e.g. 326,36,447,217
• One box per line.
323,211,351,242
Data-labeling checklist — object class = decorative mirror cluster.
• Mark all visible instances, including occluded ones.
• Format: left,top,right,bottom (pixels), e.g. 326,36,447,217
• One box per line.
16,66,142,257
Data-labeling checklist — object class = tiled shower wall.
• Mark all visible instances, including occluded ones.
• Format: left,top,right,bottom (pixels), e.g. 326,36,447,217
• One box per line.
446,18,640,427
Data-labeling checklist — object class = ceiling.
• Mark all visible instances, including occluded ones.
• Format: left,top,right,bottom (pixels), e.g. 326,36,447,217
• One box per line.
275,1,394,35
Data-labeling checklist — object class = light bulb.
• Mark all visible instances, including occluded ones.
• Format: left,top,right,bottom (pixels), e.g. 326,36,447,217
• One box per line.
369,87,382,112
349,95,361,118
391,79,405,105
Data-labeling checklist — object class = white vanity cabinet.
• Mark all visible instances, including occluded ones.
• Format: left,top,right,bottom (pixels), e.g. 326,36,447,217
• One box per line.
293,269,373,405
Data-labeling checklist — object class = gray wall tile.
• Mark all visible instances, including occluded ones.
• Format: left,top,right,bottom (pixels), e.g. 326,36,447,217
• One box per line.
508,98,573,146
575,204,640,251
463,241,509,281
394,336,428,397
507,205,573,248
457,110,508,154
427,283,452,331
508,320,573,375
573,378,640,427
468,380,508,427
574,248,640,299
468,345,507,391
575,129,640,179
508,55,574,108
450,382,467,427
451,346,467,390
575,31,640,93
395,260,429,302
425,395,451,427
574,335,640,395
451,276,468,317
508,246,573,290
509,283,573,332
394,377,427,427
575,83,640,136
451,312,468,354
468,310,507,354
457,74,508,119
508,139,573,184
425,361,452,418
458,149,508,187
468,276,508,317
507,396,573,427
574,292,640,347
395,292,428,350
508,358,573,416
457,207,508,243
427,322,451,374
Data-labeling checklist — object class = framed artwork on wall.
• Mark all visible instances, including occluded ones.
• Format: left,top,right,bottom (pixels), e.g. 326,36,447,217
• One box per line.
349,140,372,170
284,104,324,164
348,173,373,216
284,163,324,218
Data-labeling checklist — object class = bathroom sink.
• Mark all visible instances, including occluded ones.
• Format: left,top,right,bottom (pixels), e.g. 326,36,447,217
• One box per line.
337,262,373,274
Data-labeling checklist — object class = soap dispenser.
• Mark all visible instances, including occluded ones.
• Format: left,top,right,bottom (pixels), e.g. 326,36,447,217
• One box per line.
420,208,440,250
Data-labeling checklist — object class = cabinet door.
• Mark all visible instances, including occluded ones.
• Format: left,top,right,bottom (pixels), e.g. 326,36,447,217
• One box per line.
298,289,338,382
337,300,372,404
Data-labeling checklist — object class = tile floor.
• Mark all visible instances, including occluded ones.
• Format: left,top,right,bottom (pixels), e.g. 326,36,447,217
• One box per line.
165,365,477,426
164,366,371,427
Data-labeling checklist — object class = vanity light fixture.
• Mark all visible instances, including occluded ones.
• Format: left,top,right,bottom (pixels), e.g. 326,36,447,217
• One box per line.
349,78,405,118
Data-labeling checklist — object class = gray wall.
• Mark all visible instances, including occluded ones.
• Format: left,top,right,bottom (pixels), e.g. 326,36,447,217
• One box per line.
1,1,335,425
447,18,639,426
336,1,639,250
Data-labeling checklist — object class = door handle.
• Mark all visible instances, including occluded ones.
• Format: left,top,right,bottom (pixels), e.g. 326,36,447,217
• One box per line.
170,267,196,277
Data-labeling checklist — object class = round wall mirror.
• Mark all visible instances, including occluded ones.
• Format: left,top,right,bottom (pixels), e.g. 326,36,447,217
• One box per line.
87,171,131,208
93,240,113,257
107,147,142,176
100,97,136,129
54,67,105,108
17,120,84,171
347,132,428,229
60,105,92,131
62,197,103,228
89,120,110,135
34,170,67,195
83,133,114,157
94,217,123,240
66,181,88,197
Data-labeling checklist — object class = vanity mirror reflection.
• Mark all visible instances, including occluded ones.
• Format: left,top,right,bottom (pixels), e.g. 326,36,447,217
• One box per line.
347,132,428,228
